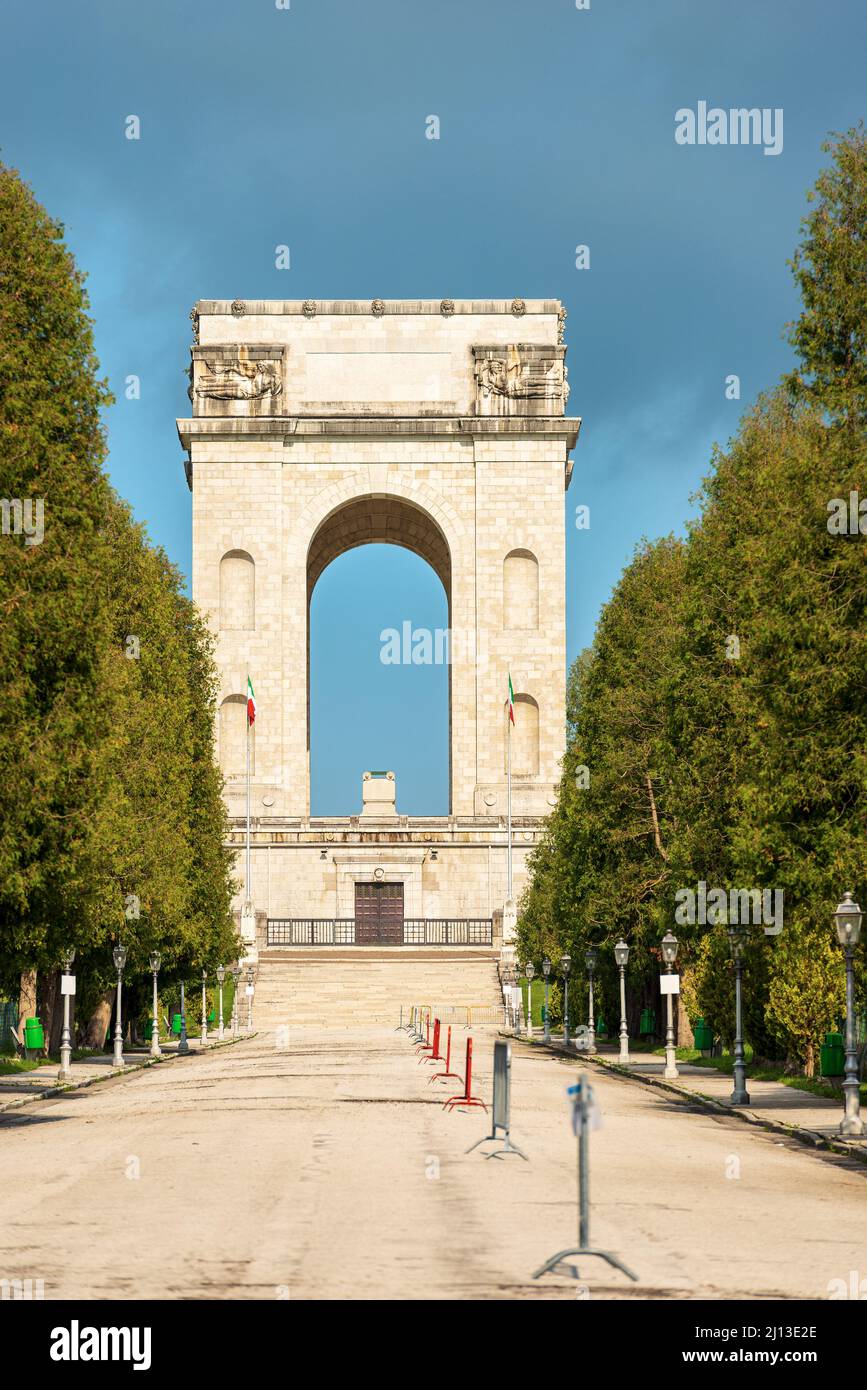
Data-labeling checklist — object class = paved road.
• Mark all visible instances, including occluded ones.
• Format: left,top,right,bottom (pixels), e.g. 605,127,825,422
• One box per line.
2,1028,866,1300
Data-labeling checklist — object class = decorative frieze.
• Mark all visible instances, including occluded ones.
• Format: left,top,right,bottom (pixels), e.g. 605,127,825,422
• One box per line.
190,344,286,417
472,343,568,416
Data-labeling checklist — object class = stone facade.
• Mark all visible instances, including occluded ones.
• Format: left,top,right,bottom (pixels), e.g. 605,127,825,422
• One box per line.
177,299,579,943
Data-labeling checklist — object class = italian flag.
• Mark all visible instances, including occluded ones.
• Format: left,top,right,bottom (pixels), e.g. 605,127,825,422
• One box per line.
507,673,515,725
246,675,257,727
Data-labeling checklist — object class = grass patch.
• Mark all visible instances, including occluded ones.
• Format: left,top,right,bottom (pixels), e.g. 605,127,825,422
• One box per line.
0,1057,53,1075
649,1044,866,1102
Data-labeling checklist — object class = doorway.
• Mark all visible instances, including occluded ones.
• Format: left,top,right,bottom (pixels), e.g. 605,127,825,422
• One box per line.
355,882,405,944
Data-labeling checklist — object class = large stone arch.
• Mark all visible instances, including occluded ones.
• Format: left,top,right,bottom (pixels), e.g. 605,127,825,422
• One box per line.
300,476,462,815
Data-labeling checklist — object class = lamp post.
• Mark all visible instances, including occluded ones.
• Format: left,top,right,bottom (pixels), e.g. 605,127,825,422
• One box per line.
661,931,678,1079
525,962,535,1039
501,965,513,1030
112,942,127,1068
230,965,241,1037
246,966,255,1031
834,891,864,1138
542,957,552,1043
585,947,598,1053
561,954,572,1046
149,952,162,1059
178,979,190,1055
216,965,226,1040
58,946,76,1080
727,925,749,1105
201,969,208,1045
614,939,630,1064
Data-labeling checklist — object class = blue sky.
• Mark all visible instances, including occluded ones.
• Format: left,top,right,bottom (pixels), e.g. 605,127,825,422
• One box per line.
3,0,865,814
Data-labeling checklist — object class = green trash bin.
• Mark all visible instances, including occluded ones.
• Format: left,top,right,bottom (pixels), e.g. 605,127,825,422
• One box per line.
639,1007,656,1037
596,1014,607,1038
24,1017,45,1050
693,1017,713,1051
171,1013,184,1036
820,1032,844,1077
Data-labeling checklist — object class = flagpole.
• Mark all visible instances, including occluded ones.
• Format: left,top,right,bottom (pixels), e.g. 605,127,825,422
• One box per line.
507,698,513,902
245,703,251,906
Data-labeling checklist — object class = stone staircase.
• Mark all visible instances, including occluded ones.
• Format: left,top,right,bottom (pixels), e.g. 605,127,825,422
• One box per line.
251,949,503,1029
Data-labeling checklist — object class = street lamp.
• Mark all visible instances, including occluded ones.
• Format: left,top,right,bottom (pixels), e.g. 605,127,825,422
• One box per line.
58,946,76,1080
614,939,630,1064
727,925,749,1105
246,966,255,1031
201,969,208,1045
561,954,572,1045
525,961,536,1039
230,965,241,1037
112,942,127,1068
216,965,226,1040
149,952,162,1059
178,978,190,1055
542,957,552,1043
661,931,678,1079
585,947,598,1053
834,891,863,1137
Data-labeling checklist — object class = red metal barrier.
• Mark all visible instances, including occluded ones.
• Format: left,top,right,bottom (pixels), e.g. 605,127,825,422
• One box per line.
443,1037,487,1112
429,1024,462,1084
419,1017,443,1064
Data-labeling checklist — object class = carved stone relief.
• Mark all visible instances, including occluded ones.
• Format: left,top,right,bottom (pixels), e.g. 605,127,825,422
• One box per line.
472,343,568,416
190,345,286,416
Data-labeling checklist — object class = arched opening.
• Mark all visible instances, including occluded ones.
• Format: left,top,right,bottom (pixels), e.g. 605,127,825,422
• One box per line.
506,693,539,777
307,495,451,816
219,549,255,630
219,693,254,778
503,549,539,629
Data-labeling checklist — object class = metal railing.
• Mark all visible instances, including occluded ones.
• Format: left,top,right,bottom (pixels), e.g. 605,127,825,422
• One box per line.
266,917,493,947
403,918,492,946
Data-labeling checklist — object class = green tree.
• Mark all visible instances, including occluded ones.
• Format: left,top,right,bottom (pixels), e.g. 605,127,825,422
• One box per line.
787,124,867,427
0,163,238,1047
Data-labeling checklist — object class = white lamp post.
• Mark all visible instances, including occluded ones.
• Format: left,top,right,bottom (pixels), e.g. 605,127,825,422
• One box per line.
561,954,572,1045
246,966,255,1031
834,892,863,1137
542,957,552,1043
58,946,76,1080
230,966,241,1037
149,951,162,1058
178,980,190,1055
112,942,127,1068
661,931,678,1079
201,969,208,1045
525,962,535,1039
614,939,630,1063
584,947,598,1053
216,965,226,1040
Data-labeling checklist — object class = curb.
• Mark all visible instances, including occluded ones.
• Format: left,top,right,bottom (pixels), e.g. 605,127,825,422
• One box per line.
0,1031,257,1116
504,1032,867,1168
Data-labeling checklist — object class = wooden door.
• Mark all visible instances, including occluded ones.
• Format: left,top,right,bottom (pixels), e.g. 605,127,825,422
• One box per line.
355,882,404,944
